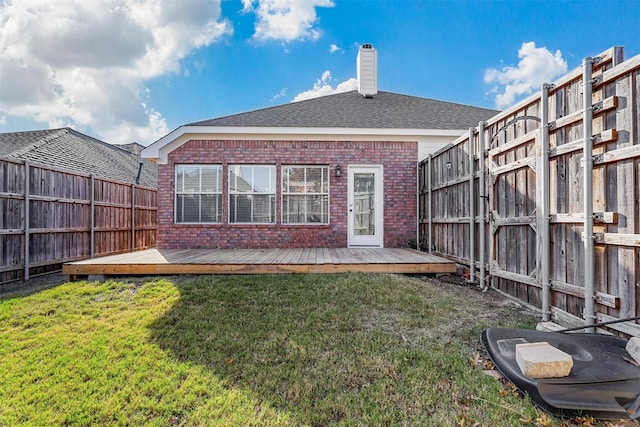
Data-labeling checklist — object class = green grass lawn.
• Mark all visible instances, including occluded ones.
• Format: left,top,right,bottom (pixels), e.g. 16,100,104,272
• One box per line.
0,273,600,426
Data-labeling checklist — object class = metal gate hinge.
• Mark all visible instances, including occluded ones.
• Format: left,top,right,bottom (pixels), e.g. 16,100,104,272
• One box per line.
591,75,603,86
591,101,604,113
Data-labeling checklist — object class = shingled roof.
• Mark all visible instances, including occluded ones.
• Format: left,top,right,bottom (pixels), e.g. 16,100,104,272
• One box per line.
189,90,498,130
0,128,157,188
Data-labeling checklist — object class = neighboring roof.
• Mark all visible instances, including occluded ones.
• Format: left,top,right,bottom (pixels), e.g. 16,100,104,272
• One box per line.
115,142,146,156
0,128,157,188
189,90,498,130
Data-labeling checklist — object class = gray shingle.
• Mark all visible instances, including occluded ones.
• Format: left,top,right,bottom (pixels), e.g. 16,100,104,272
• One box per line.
189,90,498,130
0,128,157,188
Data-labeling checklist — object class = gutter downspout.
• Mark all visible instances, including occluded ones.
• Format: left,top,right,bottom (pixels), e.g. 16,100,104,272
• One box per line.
135,161,143,185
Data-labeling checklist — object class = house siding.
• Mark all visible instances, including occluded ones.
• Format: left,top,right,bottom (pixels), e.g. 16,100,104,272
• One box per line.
157,139,417,249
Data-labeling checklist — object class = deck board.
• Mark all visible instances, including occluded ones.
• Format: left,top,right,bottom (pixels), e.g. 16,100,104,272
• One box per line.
63,248,456,277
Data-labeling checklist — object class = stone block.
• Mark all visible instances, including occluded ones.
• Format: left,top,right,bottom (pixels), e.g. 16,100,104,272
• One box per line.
515,342,573,379
627,337,640,365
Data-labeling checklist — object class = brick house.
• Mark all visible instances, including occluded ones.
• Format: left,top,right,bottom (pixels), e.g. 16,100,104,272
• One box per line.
142,45,496,249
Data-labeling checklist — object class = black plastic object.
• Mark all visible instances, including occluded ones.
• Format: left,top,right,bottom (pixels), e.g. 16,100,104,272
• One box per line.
481,328,640,419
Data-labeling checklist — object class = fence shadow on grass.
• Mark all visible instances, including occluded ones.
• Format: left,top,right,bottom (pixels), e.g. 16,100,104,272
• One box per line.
146,274,542,426
147,274,377,425
0,273,68,301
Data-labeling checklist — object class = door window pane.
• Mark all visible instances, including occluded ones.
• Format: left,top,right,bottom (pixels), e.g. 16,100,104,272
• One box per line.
354,173,375,235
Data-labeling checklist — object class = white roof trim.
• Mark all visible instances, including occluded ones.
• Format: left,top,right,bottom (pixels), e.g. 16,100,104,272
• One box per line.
142,126,466,164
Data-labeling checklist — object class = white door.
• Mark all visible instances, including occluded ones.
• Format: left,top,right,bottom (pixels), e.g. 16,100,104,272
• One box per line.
347,165,383,247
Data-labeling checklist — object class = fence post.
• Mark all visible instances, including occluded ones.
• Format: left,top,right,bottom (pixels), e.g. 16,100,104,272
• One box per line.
131,183,136,252
478,122,487,290
488,136,495,280
468,128,476,283
539,84,553,321
24,161,30,281
427,154,433,253
582,57,596,332
90,174,95,258
416,162,420,250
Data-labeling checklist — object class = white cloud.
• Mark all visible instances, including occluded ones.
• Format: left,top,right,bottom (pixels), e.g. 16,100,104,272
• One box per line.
329,43,341,53
242,0,334,42
0,0,231,144
484,41,568,109
292,70,357,102
270,87,288,101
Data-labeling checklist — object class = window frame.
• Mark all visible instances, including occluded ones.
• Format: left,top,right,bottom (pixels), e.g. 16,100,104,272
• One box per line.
174,164,223,224
281,165,330,225
228,164,277,224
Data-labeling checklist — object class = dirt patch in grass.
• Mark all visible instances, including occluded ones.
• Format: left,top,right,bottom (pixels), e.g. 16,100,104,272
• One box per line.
438,274,535,310
428,273,529,310
362,274,538,350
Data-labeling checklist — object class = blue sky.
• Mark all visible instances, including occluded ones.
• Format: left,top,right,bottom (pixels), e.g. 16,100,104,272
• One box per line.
1,0,639,145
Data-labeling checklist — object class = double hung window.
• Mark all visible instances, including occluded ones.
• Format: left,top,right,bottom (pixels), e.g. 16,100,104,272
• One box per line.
282,165,329,224
229,165,276,223
175,165,222,223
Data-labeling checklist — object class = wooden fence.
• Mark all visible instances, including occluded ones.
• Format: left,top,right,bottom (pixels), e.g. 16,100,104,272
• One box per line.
419,46,640,337
0,157,157,284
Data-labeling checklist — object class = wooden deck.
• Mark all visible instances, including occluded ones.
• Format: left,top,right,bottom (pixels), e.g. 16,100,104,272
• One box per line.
62,248,456,277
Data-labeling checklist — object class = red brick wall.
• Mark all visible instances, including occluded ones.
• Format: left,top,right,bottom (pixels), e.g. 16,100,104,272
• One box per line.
157,139,417,249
